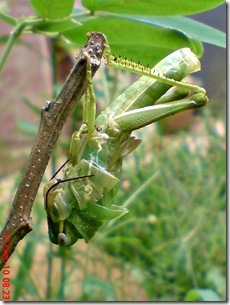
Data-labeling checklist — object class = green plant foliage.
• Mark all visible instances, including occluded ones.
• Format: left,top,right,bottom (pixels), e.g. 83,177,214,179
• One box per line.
30,0,75,20
0,0,226,73
62,17,203,66
34,19,81,33
115,15,225,48
82,0,225,16
28,0,225,65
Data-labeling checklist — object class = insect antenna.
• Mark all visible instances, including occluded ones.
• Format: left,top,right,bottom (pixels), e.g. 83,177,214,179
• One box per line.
45,174,94,208
50,159,70,180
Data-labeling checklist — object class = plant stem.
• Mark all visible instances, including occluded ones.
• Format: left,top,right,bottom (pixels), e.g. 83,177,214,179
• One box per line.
0,12,17,25
0,22,27,72
0,18,43,73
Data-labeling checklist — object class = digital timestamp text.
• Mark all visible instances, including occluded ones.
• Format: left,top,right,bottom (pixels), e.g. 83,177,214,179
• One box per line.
1,232,11,301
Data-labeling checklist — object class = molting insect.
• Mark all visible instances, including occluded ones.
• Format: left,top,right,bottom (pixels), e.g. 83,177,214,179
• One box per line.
44,32,208,246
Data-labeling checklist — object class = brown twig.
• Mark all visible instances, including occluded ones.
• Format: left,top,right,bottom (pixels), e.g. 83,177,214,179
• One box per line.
0,32,106,269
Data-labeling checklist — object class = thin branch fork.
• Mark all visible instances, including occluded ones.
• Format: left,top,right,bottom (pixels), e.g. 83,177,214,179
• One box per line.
0,32,106,269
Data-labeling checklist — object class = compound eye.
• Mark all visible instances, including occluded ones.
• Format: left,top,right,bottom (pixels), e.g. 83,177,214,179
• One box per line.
58,233,70,247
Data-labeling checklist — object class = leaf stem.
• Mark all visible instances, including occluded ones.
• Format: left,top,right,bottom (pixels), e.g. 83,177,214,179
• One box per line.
0,18,43,73
0,11,17,25
0,22,27,73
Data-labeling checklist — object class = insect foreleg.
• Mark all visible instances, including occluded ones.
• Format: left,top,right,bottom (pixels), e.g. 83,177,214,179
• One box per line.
104,38,206,95
82,52,96,139
113,93,208,132
154,87,189,105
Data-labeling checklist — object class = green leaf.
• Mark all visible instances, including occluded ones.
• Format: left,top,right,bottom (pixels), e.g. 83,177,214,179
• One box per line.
109,15,226,48
34,19,81,33
30,0,75,20
63,17,203,66
82,0,225,16
184,289,222,301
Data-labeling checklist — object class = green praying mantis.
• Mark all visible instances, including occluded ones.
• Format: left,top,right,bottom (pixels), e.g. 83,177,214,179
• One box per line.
44,32,208,247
